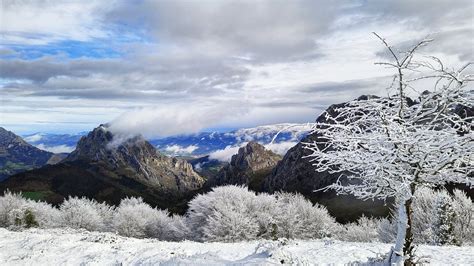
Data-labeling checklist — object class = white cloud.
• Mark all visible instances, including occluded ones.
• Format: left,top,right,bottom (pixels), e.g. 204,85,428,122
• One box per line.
108,103,248,139
164,144,199,155
1,1,472,135
0,0,114,45
208,144,245,162
24,133,43,142
208,140,298,162
264,141,298,155
35,144,75,153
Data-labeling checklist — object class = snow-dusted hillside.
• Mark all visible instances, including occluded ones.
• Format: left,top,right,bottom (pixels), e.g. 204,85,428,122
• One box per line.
0,228,472,265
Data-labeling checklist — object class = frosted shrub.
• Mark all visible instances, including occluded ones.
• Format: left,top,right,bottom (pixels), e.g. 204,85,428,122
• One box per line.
167,214,189,241
60,197,114,232
249,193,279,240
113,197,182,240
452,189,473,245
145,210,187,241
432,193,457,245
188,186,259,242
0,191,27,227
339,216,380,242
410,187,439,243
113,197,156,238
377,217,396,243
187,186,338,242
378,188,473,245
187,185,259,242
25,200,61,228
274,192,336,239
0,192,61,229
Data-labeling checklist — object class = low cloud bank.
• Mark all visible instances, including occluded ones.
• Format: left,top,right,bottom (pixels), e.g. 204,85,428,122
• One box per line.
209,145,243,162
209,141,298,162
264,141,298,155
108,104,248,140
164,145,199,155
35,144,75,154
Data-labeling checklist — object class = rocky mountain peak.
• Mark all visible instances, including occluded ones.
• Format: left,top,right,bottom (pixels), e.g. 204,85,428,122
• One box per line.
65,124,153,163
230,141,281,172
208,141,282,189
65,124,205,193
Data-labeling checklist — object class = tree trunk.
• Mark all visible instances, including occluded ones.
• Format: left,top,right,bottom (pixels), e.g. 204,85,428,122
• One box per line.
391,197,415,265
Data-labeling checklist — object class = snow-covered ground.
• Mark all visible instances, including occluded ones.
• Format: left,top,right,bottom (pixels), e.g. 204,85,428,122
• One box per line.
0,228,472,265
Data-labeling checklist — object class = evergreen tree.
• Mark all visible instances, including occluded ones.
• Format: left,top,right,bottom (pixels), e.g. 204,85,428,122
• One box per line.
433,195,458,245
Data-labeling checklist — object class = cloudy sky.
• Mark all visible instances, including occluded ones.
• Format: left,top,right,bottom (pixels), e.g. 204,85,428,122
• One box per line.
0,0,472,136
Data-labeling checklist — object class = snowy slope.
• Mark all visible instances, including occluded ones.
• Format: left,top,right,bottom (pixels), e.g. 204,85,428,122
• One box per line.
0,228,472,265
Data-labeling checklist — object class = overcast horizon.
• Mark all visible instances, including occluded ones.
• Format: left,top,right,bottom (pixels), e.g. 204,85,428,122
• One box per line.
1,0,472,136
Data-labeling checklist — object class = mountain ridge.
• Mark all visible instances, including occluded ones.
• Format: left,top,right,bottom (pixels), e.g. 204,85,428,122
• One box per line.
0,127,60,181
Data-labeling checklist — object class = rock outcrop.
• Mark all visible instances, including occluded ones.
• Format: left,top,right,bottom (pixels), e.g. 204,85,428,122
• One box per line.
209,141,282,190
64,125,204,193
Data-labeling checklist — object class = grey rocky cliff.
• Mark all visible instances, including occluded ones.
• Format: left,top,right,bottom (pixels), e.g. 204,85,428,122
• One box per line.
65,125,205,193
209,141,281,190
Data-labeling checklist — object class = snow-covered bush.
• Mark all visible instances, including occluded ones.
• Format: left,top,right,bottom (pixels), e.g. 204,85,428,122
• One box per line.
410,187,439,243
273,192,337,240
248,192,279,240
452,189,474,245
187,185,260,242
113,197,157,238
24,200,61,228
0,192,61,229
377,217,397,243
113,197,183,240
0,191,28,228
338,216,380,242
186,186,338,242
145,211,187,241
432,193,458,245
377,187,473,245
60,197,114,232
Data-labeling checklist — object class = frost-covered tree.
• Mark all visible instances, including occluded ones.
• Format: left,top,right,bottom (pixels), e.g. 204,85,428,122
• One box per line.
0,192,61,229
304,33,473,264
0,191,27,228
24,200,61,229
273,192,336,239
248,192,280,240
60,197,114,232
339,215,381,242
146,211,187,241
433,193,457,245
112,197,183,240
452,189,473,244
378,188,473,245
113,197,158,238
186,186,336,242
187,185,259,242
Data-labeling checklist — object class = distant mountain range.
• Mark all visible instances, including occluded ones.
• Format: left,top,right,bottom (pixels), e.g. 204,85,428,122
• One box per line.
22,123,312,158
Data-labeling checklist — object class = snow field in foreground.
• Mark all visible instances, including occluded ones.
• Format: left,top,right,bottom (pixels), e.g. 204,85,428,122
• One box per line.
0,228,472,265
